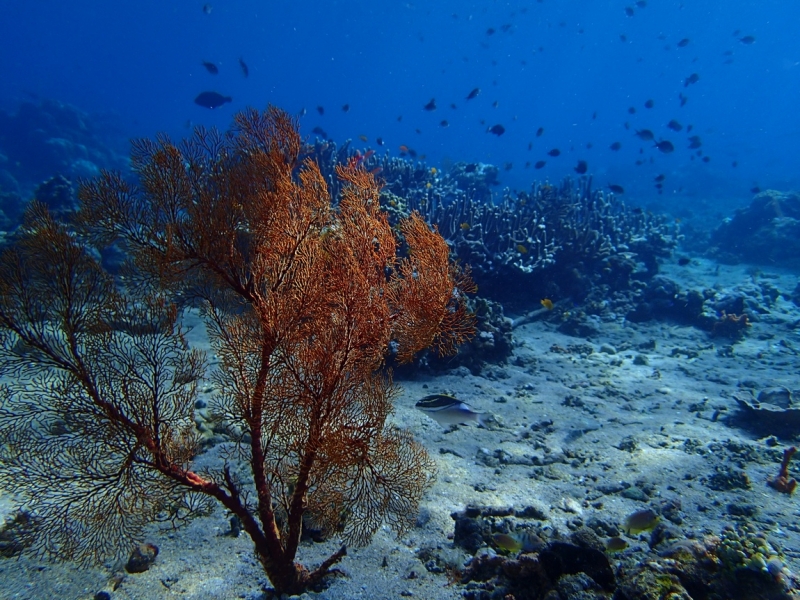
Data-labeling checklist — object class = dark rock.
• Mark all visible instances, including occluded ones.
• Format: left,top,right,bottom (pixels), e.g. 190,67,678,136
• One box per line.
538,540,615,591
125,542,159,573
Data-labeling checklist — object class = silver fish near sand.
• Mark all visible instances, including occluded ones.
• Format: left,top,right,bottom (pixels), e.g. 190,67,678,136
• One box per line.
415,394,484,427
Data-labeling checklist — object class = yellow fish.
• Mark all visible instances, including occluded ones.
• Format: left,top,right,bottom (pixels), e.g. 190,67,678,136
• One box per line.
540,298,554,310
460,222,471,231
516,244,528,254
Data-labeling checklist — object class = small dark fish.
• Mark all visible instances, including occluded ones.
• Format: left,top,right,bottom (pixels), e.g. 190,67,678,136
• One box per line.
677,38,690,47
311,126,328,139
702,156,710,163
317,106,325,115
628,106,637,114
202,4,212,14
492,100,499,108
678,257,691,266
620,34,628,42
376,137,384,146
486,27,496,35
342,104,350,112
608,184,625,194
750,186,761,193
504,162,513,171
528,142,533,150
488,124,505,136
466,87,481,100
450,103,457,109
609,141,622,151
201,61,218,74
534,160,546,169
636,0,647,6
635,129,654,141
684,73,700,87
624,6,634,17
423,98,437,111
739,35,756,44
194,91,232,109
239,57,249,78
644,99,654,109
547,148,561,157
654,174,665,182
654,140,674,153
536,127,544,137
679,93,688,106
732,160,738,168
440,120,449,127
688,135,702,149
574,160,588,174
667,119,683,131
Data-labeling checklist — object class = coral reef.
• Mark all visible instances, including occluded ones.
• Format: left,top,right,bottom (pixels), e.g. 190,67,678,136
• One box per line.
710,190,800,267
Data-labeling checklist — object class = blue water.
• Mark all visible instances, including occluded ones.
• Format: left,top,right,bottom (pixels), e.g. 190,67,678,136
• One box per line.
1,0,798,206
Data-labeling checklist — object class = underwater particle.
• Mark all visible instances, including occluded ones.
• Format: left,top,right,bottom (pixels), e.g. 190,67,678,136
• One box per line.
487,124,505,136
608,184,625,194
423,98,437,111
677,38,690,47
440,120,449,127
609,141,622,151
536,127,544,137
415,394,484,427
317,105,325,115
654,140,674,153
534,160,546,169
574,160,588,174
541,298,554,310
203,3,212,14
238,57,249,78
194,91,232,109
739,35,756,44
644,99,654,109
547,148,561,157
634,129,654,141
623,508,659,534
516,244,528,254
342,104,350,112
667,119,683,131
466,87,481,100
684,72,700,87
201,61,218,74
606,537,628,553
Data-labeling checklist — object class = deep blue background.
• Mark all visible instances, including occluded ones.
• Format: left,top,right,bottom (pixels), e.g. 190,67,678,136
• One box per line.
1,0,797,211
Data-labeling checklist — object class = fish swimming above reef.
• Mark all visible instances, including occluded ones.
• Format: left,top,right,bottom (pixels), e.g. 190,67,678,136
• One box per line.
635,129,654,141
239,57,249,78
194,91,232,109
487,124,505,136
415,394,484,427
667,119,683,131
201,61,218,74
466,87,481,100
609,141,622,151
654,140,674,153
608,184,625,194
574,160,588,174
623,508,659,534
684,72,700,87
423,98,437,111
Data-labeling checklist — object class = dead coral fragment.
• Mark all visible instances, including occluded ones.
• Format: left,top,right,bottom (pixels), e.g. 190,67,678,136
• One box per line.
767,446,798,494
